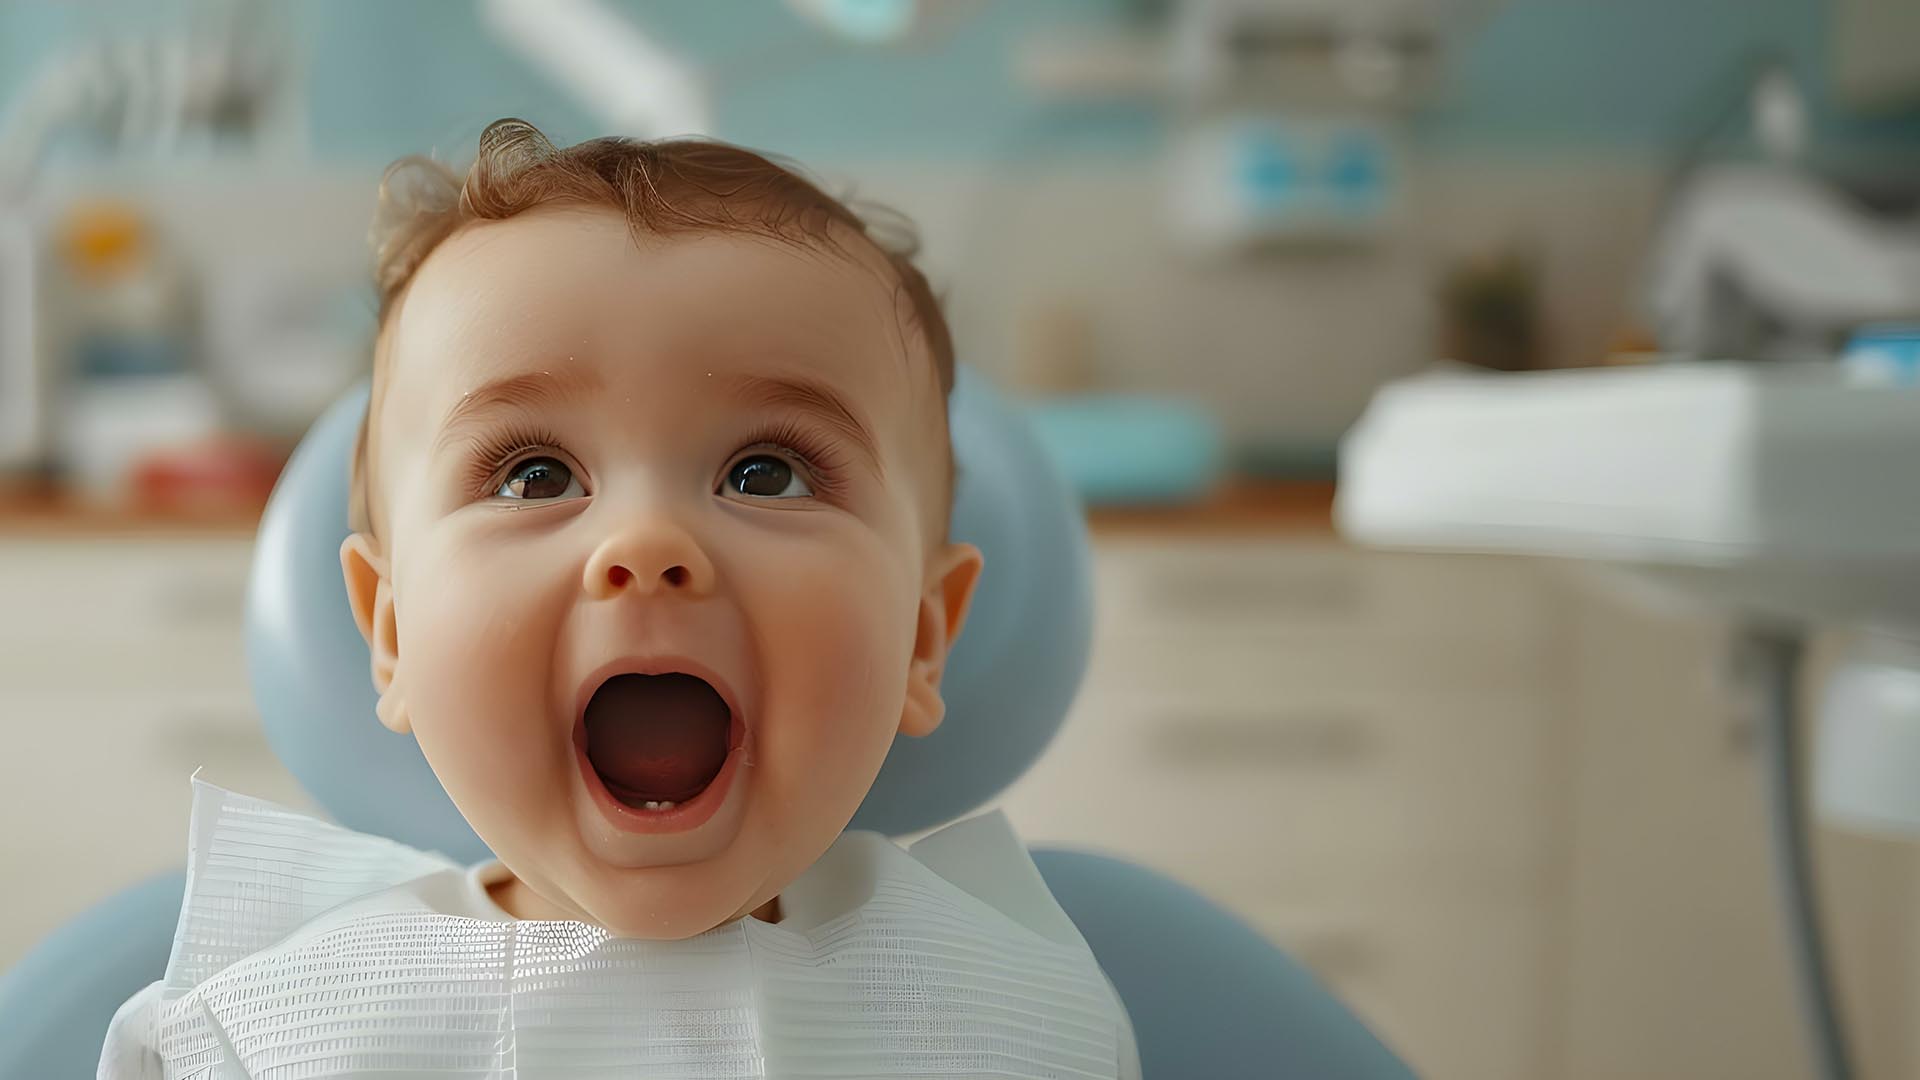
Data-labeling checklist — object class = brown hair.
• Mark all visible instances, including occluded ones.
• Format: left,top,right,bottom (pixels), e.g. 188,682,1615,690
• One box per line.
351,118,954,540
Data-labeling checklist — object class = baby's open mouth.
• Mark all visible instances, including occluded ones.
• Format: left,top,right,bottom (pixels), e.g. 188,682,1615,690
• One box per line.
582,673,733,810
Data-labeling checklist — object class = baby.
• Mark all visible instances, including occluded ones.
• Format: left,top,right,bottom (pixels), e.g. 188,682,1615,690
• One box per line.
99,119,1138,1077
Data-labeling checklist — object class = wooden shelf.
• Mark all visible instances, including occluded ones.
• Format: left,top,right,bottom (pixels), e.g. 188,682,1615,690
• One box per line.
1083,479,1336,537
0,482,264,537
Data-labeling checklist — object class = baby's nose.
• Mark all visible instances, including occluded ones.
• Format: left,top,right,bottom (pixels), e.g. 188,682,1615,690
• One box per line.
583,519,716,600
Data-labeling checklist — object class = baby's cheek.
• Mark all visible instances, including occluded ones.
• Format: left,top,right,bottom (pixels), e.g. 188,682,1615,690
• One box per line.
747,540,917,809
395,542,573,805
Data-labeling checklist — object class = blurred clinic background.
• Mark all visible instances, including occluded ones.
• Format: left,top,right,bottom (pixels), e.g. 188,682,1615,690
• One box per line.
6,1,1920,1078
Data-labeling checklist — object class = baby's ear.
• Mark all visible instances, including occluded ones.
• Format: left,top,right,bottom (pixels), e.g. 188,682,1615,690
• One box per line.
899,542,985,738
340,533,411,734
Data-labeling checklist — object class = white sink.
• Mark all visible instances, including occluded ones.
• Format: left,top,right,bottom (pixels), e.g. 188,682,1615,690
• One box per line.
1335,362,1920,629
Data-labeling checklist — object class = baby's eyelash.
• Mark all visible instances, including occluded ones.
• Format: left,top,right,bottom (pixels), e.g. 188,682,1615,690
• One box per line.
736,419,850,502
456,420,851,502
463,422,568,498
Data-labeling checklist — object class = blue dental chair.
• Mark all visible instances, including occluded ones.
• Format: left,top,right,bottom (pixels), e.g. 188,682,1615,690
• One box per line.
0,369,1414,1080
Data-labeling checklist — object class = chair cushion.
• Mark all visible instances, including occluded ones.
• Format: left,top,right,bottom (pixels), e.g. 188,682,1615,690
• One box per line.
0,871,185,1080
1033,848,1416,1080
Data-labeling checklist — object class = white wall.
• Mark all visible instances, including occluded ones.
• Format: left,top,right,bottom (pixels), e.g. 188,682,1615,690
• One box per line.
836,152,1669,455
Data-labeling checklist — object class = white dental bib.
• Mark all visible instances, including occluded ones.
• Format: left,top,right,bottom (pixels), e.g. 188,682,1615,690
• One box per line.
100,780,1137,1079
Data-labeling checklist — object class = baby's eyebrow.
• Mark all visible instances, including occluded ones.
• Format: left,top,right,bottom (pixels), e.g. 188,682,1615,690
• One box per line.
434,368,603,455
724,373,882,474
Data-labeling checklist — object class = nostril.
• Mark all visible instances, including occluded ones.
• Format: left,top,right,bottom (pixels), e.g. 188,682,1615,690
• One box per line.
662,565,690,588
607,566,633,588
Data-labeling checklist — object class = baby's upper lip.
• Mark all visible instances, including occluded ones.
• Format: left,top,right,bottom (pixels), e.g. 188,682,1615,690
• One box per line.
572,654,749,750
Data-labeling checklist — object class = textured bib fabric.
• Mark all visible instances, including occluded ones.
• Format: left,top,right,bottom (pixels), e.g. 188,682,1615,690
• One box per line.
130,780,1132,1079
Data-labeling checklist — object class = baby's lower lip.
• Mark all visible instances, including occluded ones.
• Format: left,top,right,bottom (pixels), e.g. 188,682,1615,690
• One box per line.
574,738,744,835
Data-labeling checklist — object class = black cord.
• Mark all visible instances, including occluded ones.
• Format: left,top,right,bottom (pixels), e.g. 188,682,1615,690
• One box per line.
1741,625,1854,1080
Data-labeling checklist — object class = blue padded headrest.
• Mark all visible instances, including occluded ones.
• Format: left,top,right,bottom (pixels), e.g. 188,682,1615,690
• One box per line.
244,366,1092,862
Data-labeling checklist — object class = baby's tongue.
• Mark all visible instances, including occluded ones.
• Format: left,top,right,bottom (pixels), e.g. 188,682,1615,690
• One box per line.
583,673,731,805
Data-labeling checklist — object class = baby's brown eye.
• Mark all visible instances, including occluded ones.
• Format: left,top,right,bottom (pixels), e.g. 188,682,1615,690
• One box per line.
498,457,581,500
725,455,812,499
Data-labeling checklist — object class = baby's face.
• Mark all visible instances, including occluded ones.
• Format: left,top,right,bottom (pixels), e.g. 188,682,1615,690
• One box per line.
343,207,980,938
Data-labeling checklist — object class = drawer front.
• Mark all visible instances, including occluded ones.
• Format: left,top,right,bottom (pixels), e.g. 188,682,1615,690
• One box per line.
0,539,253,634
1087,624,1552,699
0,687,309,968
1000,686,1555,880
0,625,250,696
0,538,255,694
0,688,300,853
1092,539,1551,645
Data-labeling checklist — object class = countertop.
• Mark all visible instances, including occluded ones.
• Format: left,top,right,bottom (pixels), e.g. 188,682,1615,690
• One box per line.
1083,479,1335,536
0,481,268,537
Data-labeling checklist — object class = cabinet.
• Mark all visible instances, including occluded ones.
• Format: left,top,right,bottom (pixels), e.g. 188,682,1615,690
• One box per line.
0,535,307,970
997,536,1919,1080
998,536,1565,1080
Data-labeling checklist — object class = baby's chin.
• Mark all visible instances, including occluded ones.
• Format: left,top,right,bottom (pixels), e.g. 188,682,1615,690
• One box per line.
505,832,782,940
576,873,779,940
492,861,770,940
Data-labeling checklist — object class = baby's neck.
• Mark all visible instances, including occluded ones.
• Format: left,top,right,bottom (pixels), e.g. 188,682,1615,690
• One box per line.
487,871,781,928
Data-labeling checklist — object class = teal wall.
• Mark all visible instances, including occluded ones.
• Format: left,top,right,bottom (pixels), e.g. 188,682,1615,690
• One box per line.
293,0,1154,161
2,0,1916,164
0,0,1154,162
1417,0,1920,157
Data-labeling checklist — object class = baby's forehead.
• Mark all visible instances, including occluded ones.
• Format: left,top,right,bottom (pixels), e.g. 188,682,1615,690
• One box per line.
417,210,897,329
373,211,949,487
394,212,925,394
